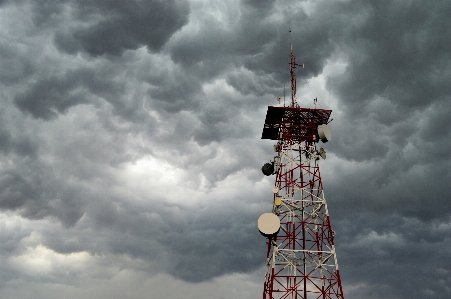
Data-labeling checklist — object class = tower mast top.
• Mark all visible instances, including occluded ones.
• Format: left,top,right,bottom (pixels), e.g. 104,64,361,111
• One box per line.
289,43,304,107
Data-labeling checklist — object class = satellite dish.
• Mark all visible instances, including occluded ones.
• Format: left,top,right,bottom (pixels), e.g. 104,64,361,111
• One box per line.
317,124,331,143
272,186,279,194
258,213,280,238
274,197,282,206
319,147,326,160
262,163,274,176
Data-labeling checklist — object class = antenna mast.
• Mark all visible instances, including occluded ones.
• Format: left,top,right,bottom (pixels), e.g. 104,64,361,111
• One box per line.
289,43,303,107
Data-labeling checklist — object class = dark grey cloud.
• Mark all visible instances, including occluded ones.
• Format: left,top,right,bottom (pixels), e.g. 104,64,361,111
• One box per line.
1,0,451,298
335,214,451,299
146,68,203,113
0,40,34,84
326,1,451,113
0,171,37,210
161,205,266,282
0,163,88,227
0,127,38,157
51,0,190,56
1,174,271,283
13,65,131,120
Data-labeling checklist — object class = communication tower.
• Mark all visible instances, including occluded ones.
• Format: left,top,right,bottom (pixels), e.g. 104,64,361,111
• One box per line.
258,46,345,299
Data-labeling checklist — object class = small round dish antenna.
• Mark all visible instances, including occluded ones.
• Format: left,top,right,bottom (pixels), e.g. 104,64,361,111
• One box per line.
272,186,279,194
319,147,326,160
262,163,274,176
258,213,281,238
317,124,331,143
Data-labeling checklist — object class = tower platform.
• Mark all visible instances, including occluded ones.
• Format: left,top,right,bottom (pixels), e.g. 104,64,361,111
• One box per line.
262,106,332,142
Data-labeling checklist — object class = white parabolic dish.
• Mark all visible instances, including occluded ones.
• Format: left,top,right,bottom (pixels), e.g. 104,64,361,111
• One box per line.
317,124,331,143
258,213,280,236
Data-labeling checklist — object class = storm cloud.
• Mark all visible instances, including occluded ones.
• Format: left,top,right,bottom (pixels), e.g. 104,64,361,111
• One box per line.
0,1,450,298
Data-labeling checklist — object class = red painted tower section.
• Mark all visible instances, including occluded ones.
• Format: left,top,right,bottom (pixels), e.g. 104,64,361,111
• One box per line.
259,49,344,299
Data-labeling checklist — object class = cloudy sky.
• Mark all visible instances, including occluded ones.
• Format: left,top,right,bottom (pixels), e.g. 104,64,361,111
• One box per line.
1,0,450,298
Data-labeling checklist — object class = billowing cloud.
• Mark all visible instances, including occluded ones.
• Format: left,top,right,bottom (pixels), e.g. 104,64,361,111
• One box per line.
0,1,450,299
52,0,190,56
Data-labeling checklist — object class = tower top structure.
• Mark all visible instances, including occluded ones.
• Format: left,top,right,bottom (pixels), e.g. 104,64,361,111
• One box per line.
262,46,332,143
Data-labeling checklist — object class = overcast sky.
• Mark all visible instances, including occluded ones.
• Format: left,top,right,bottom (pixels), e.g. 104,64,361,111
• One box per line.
1,0,450,298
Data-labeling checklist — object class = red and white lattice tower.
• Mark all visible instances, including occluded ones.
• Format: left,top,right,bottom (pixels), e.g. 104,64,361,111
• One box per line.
258,47,345,299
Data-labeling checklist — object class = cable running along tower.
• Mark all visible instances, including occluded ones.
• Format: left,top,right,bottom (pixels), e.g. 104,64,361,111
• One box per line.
258,45,345,299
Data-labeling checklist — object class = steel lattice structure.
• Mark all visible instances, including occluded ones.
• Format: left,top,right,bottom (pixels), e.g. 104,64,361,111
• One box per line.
259,49,344,299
